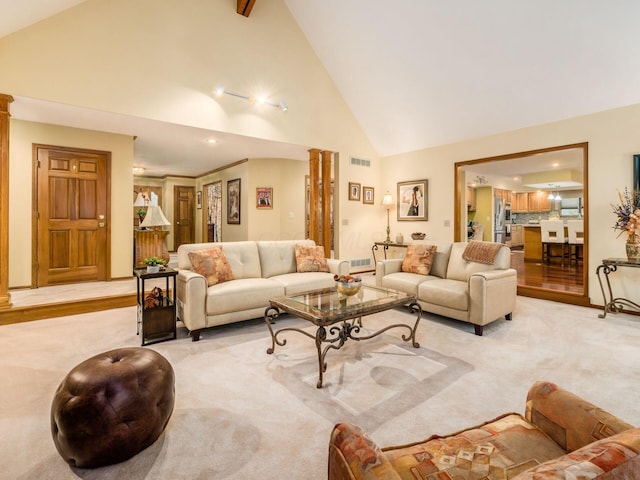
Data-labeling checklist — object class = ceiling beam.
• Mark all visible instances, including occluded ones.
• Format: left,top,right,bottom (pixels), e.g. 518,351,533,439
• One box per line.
237,0,256,17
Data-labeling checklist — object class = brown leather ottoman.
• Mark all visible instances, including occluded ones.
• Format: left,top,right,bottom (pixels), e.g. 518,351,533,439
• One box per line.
50,347,175,468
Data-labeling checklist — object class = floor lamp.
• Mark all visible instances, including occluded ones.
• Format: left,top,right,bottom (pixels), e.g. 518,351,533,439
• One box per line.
382,191,394,243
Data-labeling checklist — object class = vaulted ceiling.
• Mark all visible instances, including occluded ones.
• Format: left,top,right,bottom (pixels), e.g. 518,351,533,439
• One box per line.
2,0,640,175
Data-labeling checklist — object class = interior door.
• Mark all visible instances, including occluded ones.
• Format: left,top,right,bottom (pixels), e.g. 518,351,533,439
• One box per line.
173,185,194,249
35,145,109,286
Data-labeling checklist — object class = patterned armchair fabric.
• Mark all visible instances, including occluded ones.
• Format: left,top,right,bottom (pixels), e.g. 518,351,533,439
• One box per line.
328,381,639,480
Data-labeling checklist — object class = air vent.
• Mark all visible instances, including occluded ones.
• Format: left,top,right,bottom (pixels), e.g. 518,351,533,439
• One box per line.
350,258,371,268
350,157,371,167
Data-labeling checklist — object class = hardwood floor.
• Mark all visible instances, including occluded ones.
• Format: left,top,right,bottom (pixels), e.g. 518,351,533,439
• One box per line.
510,250,583,294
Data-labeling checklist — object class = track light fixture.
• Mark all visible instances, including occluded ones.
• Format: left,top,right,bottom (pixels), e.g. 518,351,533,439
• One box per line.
214,86,288,112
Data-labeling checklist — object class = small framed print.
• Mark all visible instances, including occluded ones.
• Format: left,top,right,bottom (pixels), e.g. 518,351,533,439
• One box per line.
227,178,241,224
196,190,202,209
348,182,361,201
256,187,273,209
397,179,428,221
362,186,374,205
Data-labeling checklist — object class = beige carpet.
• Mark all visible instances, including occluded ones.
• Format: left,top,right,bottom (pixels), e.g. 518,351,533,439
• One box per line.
1,294,639,479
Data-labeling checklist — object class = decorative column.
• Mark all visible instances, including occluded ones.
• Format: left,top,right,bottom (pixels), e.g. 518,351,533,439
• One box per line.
308,149,321,243
0,94,13,309
321,150,333,258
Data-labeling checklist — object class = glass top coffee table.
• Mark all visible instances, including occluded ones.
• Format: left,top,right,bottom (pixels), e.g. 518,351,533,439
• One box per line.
264,285,422,388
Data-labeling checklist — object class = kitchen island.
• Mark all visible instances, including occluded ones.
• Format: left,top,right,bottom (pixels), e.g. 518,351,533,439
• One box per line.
523,225,542,261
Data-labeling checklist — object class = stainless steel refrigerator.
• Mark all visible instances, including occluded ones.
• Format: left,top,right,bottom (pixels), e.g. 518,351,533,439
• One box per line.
493,197,505,243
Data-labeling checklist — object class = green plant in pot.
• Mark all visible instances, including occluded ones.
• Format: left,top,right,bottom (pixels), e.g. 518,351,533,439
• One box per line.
143,256,165,273
136,208,146,225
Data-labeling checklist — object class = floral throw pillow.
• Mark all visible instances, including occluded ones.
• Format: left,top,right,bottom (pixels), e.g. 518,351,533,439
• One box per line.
294,245,329,273
401,244,437,275
188,247,234,286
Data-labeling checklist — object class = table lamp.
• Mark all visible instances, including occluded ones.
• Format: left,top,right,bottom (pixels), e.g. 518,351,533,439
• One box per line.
381,191,394,243
140,205,171,231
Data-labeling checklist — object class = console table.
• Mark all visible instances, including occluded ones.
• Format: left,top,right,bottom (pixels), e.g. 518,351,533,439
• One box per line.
371,241,408,270
596,257,640,318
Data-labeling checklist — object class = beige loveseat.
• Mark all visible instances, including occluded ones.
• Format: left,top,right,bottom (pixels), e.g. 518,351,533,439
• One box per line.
176,240,348,341
376,241,516,335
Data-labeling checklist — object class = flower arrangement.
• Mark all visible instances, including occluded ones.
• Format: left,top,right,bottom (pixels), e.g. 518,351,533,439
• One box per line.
612,188,640,238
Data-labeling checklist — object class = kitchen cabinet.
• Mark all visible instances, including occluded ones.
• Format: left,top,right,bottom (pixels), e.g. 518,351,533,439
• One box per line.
528,192,551,212
466,186,476,211
494,188,510,201
514,192,529,212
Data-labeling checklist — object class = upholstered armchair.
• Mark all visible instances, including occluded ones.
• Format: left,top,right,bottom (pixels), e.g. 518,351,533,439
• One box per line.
328,381,639,479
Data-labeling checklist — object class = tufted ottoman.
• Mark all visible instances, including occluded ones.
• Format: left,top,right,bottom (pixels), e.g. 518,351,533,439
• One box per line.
50,347,175,468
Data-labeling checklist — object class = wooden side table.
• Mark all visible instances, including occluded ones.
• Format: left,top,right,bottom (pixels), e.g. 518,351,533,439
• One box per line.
133,267,177,345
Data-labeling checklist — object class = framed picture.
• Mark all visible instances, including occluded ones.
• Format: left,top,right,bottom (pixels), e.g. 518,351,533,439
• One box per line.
196,190,202,209
362,186,374,205
348,182,361,201
256,187,273,209
397,179,428,221
227,178,241,224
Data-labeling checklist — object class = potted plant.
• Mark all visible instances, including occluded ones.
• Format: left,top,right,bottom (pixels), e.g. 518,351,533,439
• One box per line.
136,208,146,226
143,256,165,273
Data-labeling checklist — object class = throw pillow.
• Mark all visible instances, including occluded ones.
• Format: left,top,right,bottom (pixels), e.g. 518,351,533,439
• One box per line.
294,245,329,273
401,244,437,275
188,247,234,286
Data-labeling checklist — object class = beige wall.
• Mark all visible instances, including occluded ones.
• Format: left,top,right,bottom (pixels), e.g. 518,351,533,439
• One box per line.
247,158,308,241
0,0,379,264
381,103,640,306
9,119,134,287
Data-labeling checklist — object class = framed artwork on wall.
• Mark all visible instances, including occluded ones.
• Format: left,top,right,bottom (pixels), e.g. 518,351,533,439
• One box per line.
196,190,202,209
227,178,241,224
397,179,428,221
256,187,273,209
348,182,361,201
362,186,374,204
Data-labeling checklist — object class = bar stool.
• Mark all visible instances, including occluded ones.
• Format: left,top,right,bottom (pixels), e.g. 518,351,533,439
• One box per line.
567,220,584,265
540,220,568,264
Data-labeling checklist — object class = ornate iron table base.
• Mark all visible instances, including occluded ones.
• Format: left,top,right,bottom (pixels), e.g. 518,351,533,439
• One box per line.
264,302,422,388
597,259,640,318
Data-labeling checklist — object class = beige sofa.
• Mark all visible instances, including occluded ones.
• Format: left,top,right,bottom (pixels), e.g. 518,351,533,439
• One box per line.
376,241,516,335
176,240,348,341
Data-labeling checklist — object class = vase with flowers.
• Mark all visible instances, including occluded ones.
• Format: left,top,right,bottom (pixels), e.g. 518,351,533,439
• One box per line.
612,187,640,260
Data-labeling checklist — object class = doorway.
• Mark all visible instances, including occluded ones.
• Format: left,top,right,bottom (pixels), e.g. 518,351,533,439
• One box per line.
33,145,110,287
203,181,222,242
455,143,589,306
173,185,195,250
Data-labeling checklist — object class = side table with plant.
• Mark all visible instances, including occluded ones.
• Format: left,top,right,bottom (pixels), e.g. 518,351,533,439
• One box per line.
144,256,166,273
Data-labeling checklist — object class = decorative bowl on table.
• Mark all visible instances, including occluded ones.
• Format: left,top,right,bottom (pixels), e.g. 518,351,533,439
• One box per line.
411,232,426,240
334,274,362,296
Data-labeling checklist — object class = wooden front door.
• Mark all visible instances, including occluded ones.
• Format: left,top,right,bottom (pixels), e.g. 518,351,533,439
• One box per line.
173,185,194,250
35,145,110,286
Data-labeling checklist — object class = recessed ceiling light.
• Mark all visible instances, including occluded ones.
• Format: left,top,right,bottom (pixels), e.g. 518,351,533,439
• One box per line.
552,162,559,167
207,139,217,144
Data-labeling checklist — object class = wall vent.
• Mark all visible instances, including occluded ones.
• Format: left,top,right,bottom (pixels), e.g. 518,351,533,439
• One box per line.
350,258,371,268
350,157,371,168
